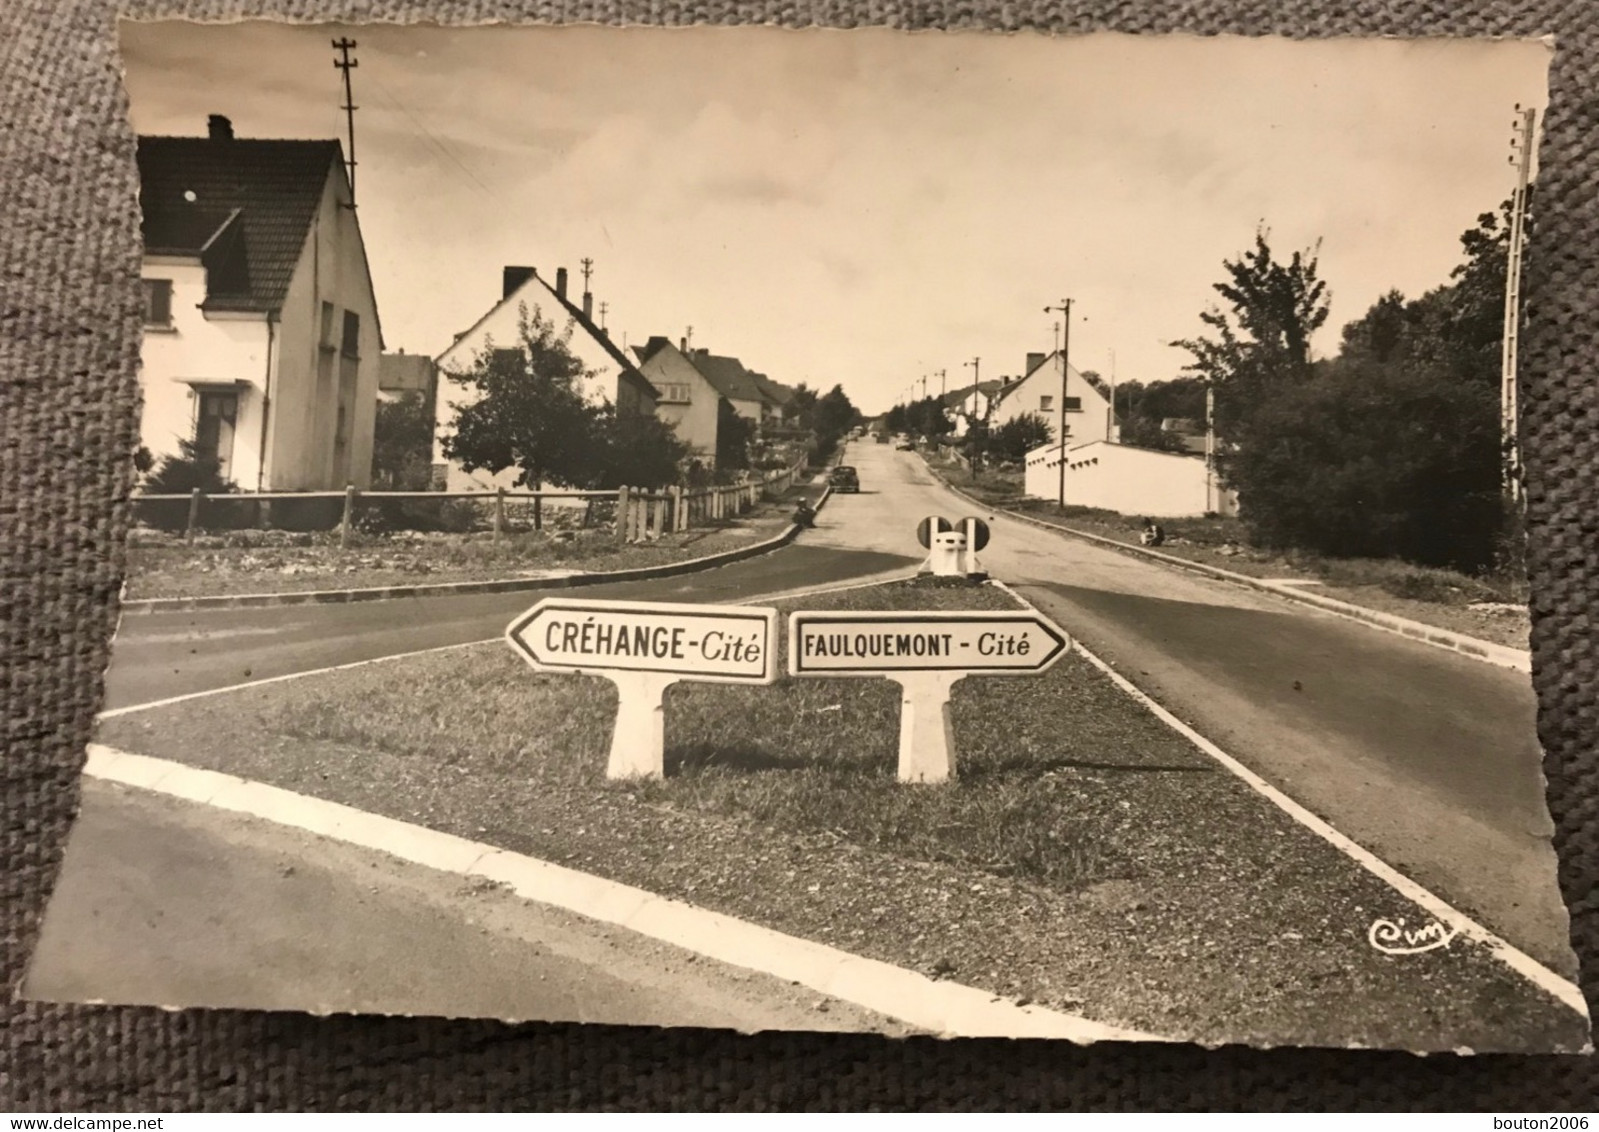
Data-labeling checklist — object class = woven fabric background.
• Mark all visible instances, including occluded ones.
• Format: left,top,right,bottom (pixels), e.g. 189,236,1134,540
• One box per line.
2,0,1595,1111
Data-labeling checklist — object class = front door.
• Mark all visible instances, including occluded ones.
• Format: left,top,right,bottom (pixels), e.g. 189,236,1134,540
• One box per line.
195,390,239,482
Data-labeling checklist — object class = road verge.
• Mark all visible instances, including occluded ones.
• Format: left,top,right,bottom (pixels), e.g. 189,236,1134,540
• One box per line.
93,576,1585,1049
119,487,833,615
920,459,1530,674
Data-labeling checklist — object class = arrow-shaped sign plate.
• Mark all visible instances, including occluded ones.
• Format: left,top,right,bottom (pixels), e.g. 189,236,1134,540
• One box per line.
507,598,779,684
787,609,1070,677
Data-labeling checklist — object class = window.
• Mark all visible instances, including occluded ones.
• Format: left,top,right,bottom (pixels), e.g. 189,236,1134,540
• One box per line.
319,301,337,350
341,309,361,359
1039,395,1054,412
1063,396,1083,412
143,279,173,328
657,382,691,404
194,390,238,481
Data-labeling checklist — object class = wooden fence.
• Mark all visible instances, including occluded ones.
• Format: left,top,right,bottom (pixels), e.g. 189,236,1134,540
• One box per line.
131,457,809,547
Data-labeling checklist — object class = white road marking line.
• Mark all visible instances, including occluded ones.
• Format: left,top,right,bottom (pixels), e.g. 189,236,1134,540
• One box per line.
82,745,1157,1044
97,569,924,720
96,639,499,721
989,580,1588,1021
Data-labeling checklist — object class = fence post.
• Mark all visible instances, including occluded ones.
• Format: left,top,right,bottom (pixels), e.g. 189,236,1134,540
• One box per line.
340,484,357,549
617,486,631,543
672,485,684,533
185,488,202,545
493,487,506,544
650,497,665,540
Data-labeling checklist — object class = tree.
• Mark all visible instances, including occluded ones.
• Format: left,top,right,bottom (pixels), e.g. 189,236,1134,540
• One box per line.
441,306,604,490
440,305,606,527
145,436,235,495
593,409,690,490
1172,228,1330,436
716,399,757,473
1224,356,1502,571
371,391,434,489
988,413,1053,462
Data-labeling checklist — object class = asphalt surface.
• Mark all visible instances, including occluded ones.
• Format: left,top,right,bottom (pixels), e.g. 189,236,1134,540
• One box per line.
811,442,1570,975
25,778,908,1035
92,443,1572,981
105,543,916,710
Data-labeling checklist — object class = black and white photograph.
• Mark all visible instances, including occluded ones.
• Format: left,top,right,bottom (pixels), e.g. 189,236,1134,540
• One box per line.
20,21,1584,1053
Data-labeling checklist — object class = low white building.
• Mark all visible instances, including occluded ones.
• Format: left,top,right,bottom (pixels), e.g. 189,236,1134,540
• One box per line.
1023,439,1237,518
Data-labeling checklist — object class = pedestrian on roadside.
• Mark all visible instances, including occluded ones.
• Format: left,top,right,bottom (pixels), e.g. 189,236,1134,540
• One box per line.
1140,518,1165,547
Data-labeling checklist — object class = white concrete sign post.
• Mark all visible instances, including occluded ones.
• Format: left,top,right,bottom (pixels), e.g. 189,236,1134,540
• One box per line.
787,609,1070,783
506,598,778,780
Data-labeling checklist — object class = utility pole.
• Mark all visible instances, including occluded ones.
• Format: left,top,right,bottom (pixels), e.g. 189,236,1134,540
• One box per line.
1502,104,1537,506
938,368,947,400
1107,349,1117,443
332,38,359,204
1205,385,1216,514
685,325,693,351
598,301,608,330
580,257,595,292
1044,300,1073,507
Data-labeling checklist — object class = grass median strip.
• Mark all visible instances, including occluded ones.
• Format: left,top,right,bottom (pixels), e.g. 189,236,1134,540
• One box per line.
96,577,1584,1050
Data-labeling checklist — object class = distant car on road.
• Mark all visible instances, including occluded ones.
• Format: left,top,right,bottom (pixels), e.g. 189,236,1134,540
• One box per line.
874,433,888,444
828,465,860,493
895,440,914,451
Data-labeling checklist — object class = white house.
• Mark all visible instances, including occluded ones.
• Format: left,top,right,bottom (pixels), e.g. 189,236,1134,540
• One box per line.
138,115,383,491
989,351,1116,450
431,265,660,492
941,379,1005,436
1023,439,1238,517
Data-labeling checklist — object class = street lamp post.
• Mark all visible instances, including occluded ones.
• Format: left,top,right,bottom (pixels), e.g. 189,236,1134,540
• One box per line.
1044,300,1073,508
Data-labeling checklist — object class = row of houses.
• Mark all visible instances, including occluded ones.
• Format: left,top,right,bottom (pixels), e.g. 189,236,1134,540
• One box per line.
134,117,799,497
427,265,800,492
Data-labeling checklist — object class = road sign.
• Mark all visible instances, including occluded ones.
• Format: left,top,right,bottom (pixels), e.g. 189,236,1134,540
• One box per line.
787,608,1071,783
507,598,778,779
789,611,1067,676
959,516,991,552
916,515,952,549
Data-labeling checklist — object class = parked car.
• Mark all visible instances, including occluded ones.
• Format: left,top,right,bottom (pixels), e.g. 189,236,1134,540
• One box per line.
874,433,888,444
828,465,860,493
895,440,914,451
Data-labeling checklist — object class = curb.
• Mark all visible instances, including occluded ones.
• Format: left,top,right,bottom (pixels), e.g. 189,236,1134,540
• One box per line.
920,460,1531,675
84,744,1157,1044
121,485,834,615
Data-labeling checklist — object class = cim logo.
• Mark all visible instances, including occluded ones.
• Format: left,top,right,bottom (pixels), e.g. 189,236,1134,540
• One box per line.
1367,916,1460,955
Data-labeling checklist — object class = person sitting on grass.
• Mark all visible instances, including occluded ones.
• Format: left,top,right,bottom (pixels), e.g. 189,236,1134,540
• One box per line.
1139,518,1165,547
792,499,817,529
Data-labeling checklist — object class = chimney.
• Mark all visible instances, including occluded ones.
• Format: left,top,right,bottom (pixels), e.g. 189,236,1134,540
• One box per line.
680,337,688,352
555,267,568,299
207,114,234,141
582,292,593,320
1026,352,1046,375
502,266,536,300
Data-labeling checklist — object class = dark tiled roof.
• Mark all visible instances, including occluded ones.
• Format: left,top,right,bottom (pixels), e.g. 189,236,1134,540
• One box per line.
750,372,795,406
690,353,766,404
941,379,1004,408
532,272,659,402
138,135,342,313
633,336,674,365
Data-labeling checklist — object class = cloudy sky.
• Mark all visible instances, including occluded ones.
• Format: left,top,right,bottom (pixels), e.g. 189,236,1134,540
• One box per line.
121,23,1548,413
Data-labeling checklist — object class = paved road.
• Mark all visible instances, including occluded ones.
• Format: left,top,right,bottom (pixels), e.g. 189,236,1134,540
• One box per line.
104,543,916,710
820,441,1570,975
25,777,909,1034
97,445,1571,974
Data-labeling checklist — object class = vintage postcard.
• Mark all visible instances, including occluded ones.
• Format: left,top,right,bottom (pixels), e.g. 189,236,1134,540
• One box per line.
23,21,1583,1052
